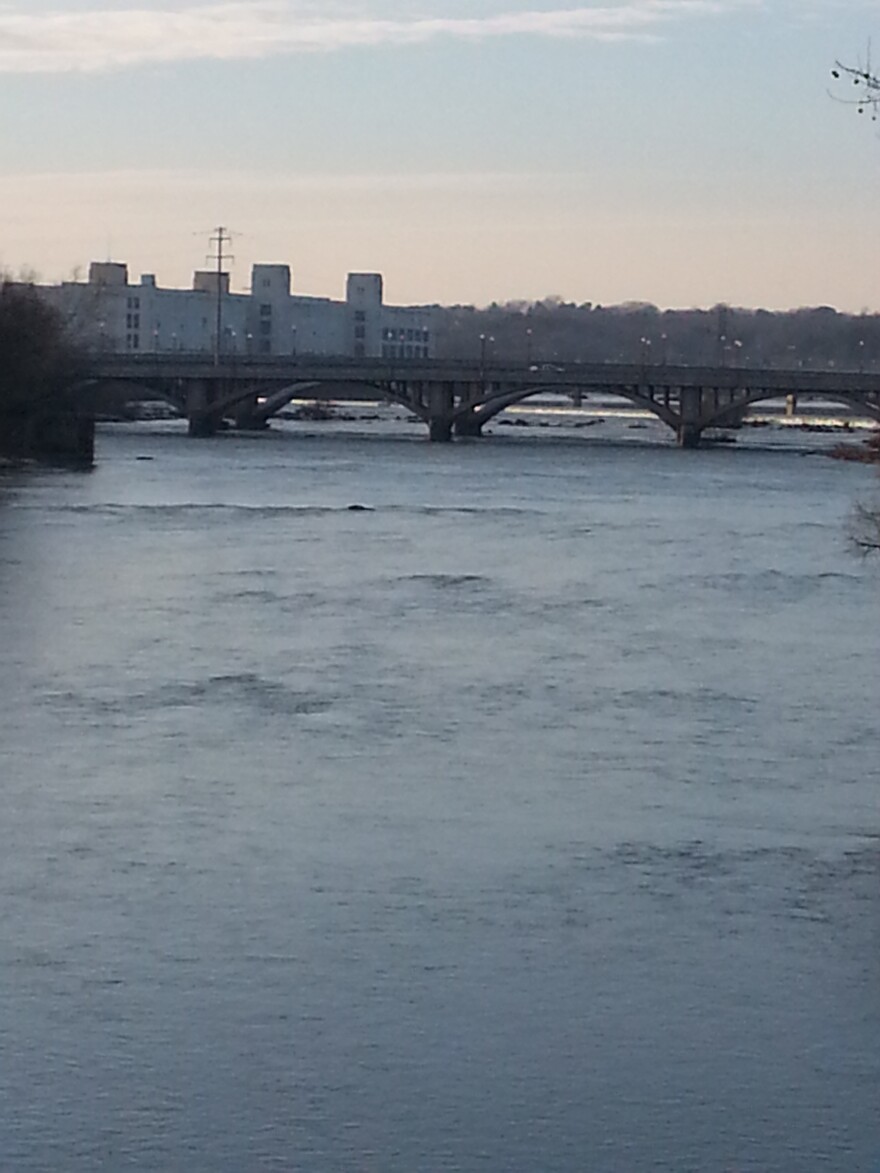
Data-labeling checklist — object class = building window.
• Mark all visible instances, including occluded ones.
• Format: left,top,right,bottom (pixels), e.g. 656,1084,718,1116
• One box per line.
354,326,365,340
260,303,272,317
355,311,366,323
260,320,272,336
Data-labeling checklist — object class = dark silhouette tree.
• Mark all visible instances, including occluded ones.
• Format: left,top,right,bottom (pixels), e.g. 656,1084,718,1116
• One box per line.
0,279,83,413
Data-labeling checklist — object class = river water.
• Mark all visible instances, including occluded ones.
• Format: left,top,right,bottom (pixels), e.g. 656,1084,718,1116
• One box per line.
1,416,878,1172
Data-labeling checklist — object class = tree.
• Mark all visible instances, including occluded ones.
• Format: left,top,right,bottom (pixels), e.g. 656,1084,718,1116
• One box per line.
0,279,83,413
832,52,880,552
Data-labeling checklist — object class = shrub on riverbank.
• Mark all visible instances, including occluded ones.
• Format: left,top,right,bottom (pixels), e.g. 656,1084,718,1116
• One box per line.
831,431,880,553
830,430,880,463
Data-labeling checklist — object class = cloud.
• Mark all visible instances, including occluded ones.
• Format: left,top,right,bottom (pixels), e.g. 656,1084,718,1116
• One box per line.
0,1,753,73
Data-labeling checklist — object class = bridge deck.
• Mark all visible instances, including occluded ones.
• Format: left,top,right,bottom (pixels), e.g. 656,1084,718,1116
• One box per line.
85,354,880,397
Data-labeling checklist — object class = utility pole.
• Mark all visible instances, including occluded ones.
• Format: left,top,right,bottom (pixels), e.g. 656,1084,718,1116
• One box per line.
208,226,233,366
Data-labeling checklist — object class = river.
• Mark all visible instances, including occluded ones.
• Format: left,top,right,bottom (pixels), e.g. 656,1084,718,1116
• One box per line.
1,416,878,1172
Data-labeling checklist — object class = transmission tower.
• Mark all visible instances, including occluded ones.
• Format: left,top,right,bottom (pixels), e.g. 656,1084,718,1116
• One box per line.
207,226,234,365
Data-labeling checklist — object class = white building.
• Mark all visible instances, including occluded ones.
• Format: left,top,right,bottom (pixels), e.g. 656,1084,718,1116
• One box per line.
43,260,437,360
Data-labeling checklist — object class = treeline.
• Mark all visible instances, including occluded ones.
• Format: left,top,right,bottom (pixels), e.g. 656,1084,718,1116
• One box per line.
434,298,880,370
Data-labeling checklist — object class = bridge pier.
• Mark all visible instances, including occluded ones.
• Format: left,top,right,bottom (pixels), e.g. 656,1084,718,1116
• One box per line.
235,414,268,431
186,379,222,437
429,417,453,442
427,381,455,442
454,410,485,438
233,391,268,430
188,413,218,437
677,387,703,448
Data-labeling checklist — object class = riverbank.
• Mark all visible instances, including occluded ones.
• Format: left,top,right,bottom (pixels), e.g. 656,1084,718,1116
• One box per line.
0,409,95,465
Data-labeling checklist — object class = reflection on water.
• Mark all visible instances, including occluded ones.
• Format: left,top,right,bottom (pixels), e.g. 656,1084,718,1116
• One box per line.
0,422,878,1172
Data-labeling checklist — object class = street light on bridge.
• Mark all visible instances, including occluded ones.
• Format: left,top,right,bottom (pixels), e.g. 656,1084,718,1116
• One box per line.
479,333,494,388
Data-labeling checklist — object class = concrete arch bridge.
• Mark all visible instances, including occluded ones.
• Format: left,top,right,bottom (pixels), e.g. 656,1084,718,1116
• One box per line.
84,355,880,447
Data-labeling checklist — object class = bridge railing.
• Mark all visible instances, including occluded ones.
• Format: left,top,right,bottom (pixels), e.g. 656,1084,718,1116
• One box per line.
83,352,880,393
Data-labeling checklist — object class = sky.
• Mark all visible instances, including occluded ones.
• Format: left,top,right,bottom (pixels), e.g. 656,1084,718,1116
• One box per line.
2,0,880,310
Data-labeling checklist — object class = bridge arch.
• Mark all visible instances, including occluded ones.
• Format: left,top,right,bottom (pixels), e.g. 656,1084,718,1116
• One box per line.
252,378,431,426
227,381,321,423
78,375,188,417
698,386,880,429
456,382,681,432
457,382,880,440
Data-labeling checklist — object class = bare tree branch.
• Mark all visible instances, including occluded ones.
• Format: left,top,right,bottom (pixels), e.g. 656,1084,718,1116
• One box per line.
831,46,880,118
